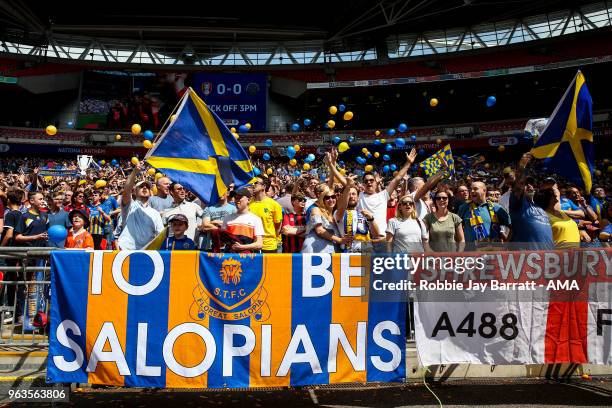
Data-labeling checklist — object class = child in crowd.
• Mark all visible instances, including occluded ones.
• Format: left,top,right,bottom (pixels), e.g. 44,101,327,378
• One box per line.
160,213,195,250
65,210,94,249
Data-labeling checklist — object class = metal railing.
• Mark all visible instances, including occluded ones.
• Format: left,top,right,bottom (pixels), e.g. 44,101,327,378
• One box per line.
0,247,52,346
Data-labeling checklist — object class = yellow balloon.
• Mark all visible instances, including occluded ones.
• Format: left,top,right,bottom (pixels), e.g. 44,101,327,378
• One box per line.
143,140,153,149
94,180,107,189
45,125,57,136
294,145,300,152
343,111,354,121
100,160,106,165
374,152,380,158
245,123,252,130
498,145,506,152
131,157,139,165
44,176,53,182
364,165,373,172
595,169,602,176
79,179,87,185
339,168,346,175
484,163,490,169
375,130,381,136
155,172,163,180
249,145,256,153
170,114,177,122
436,138,442,144
361,148,368,154
230,127,236,133
151,185,158,195
131,124,142,135
338,142,350,153
233,132,239,139
266,168,273,175
327,120,336,129
380,139,386,143
329,106,338,115
303,163,311,171
147,168,156,176
115,134,122,141
290,159,297,167
430,98,439,107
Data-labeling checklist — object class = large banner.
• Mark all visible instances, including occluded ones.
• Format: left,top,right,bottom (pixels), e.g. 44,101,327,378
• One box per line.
410,248,612,366
48,252,406,388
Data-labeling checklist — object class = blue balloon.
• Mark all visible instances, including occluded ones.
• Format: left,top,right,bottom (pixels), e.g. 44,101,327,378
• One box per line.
385,144,393,152
307,154,315,162
348,136,355,142
383,154,390,161
387,129,396,137
486,95,497,107
265,139,273,147
239,125,249,133
253,167,261,176
374,139,381,145
339,104,346,112
324,123,329,129
395,138,406,148
263,153,271,161
366,153,372,158
291,123,300,131
410,134,417,141
398,123,408,132
143,130,154,140
287,146,296,155
303,118,311,126
67,121,74,128
383,165,390,173
48,224,67,244
111,159,117,165
293,170,301,177
418,148,425,155
390,164,397,171
332,136,341,144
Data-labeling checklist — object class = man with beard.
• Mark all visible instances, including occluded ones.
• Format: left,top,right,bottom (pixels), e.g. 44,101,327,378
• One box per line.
509,153,554,250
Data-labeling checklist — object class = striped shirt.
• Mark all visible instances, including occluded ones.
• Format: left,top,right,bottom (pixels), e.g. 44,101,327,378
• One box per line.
88,205,105,236
281,212,306,253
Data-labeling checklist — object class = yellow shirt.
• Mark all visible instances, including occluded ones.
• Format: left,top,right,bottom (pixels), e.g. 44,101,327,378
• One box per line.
249,197,283,251
546,210,580,248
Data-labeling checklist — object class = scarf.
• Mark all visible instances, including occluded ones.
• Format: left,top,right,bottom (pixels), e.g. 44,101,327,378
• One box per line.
468,201,499,241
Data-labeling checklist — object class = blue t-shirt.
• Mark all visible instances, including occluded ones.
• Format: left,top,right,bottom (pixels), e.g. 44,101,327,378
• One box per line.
47,208,71,248
560,197,580,211
160,236,195,250
509,194,554,250
457,201,511,243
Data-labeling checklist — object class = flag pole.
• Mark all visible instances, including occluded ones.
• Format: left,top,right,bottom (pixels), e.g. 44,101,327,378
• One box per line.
144,88,192,161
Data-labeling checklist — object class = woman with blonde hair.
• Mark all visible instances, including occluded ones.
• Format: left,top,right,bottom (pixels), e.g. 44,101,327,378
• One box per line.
301,186,351,253
386,194,428,253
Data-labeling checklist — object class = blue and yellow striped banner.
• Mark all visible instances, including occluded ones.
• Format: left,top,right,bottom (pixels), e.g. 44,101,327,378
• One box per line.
48,252,406,388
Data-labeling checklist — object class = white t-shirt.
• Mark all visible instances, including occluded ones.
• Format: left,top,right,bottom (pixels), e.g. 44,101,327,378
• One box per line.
222,212,265,241
163,201,204,241
118,200,164,250
386,217,428,253
357,190,389,238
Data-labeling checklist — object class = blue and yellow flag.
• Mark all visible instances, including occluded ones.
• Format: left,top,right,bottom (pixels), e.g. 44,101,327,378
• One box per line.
418,144,455,177
531,71,594,193
146,88,254,205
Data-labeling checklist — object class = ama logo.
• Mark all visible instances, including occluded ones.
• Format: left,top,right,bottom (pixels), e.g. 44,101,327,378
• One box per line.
191,254,270,322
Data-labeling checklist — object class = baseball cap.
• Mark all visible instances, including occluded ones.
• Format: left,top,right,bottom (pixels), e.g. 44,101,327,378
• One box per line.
168,213,189,224
233,187,252,198
134,180,152,189
541,177,557,186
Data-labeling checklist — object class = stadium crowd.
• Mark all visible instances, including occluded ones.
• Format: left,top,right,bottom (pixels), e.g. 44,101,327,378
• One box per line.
0,147,610,255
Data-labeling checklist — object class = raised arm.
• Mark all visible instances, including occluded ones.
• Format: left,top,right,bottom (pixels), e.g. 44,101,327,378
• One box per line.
386,148,417,196
121,162,141,208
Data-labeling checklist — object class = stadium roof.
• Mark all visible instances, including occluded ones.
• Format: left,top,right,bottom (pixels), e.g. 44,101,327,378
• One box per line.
0,0,609,66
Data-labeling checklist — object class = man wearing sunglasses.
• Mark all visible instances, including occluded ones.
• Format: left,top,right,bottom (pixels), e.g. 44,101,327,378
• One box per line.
357,148,418,252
